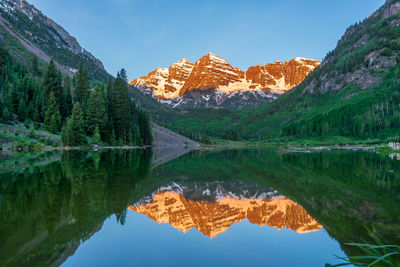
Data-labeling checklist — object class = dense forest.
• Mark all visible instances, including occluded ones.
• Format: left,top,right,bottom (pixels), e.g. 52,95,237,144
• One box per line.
0,150,153,266
0,46,152,147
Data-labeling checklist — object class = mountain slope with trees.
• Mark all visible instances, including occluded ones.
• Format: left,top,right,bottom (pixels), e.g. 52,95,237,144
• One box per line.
0,44,153,147
146,0,400,143
0,0,156,148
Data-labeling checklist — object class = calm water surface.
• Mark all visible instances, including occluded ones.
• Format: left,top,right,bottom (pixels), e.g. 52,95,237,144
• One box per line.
0,149,399,266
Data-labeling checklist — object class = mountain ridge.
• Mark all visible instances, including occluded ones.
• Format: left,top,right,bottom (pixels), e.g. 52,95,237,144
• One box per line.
0,0,109,81
130,53,320,110
153,0,400,142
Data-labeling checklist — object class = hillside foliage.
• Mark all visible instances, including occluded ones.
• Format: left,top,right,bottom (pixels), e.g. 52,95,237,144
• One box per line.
0,46,152,147
134,3,400,144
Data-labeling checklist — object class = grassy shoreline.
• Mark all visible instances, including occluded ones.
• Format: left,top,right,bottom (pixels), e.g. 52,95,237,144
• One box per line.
2,123,400,154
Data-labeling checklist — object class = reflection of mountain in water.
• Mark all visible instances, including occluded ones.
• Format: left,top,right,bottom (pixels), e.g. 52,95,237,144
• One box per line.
129,183,322,238
1,149,399,266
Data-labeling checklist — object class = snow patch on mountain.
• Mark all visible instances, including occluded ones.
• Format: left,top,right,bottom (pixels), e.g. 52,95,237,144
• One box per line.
132,181,282,207
130,53,320,109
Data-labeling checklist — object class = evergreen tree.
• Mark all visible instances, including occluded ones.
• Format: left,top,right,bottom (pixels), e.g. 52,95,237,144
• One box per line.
0,46,9,74
111,70,132,143
119,68,127,82
104,78,114,142
32,78,43,122
2,107,10,122
62,76,73,118
92,126,101,144
62,118,75,146
74,65,90,104
69,103,87,145
86,86,107,136
32,55,39,76
17,100,27,121
43,59,63,108
8,85,18,114
106,78,113,114
133,124,142,146
110,130,117,146
138,109,153,146
44,92,61,134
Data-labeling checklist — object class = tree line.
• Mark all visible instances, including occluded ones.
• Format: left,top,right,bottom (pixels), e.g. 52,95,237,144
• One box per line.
0,46,152,146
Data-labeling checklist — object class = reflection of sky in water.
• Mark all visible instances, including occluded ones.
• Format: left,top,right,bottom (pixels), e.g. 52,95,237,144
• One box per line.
63,211,345,267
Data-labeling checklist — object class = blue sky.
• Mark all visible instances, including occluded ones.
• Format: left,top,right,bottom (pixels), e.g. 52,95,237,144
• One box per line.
29,0,385,80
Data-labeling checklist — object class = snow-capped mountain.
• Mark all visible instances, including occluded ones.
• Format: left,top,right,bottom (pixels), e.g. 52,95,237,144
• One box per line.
130,53,320,109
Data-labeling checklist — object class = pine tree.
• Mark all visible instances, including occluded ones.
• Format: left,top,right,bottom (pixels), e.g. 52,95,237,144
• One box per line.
106,78,113,114
111,71,132,143
8,85,18,114
17,100,27,121
27,102,34,120
0,46,9,74
120,68,127,82
74,65,90,104
2,107,10,121
138,109,153,146
62,76,73,118
104,78,114,142
133,124,141,146
44,92,61,134
62,118,75,146
32,55,39,76
32,78,43,122
92,126,101,144
43,59,63,108
70,103,86,145
86,86,107,136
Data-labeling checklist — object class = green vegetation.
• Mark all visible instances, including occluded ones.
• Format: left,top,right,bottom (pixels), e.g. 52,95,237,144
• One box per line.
0,45,152,149
132,7,400,145
0,148,399,265
331,228,400,266
0,123,61,150
333,242,400,266
0,6,110,82
0,150,152,266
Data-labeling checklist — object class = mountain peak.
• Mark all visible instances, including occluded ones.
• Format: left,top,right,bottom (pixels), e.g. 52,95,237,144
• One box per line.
131,55,320,109
200,52,227,63
175,58,193,65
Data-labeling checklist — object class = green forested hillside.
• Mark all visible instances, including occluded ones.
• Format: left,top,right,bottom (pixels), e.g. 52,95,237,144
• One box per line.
139,0,400,144
0,45,152,147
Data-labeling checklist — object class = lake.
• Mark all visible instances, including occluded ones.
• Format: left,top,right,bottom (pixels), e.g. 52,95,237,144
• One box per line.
0,148,399,266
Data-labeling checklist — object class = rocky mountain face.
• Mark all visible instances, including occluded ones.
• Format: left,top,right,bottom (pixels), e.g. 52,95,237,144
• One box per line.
0,0,108,81
302,0,400,94
130,53,320,110
129,182,322,238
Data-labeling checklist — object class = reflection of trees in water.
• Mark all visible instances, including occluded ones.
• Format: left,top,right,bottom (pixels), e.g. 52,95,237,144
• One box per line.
278,151,400,259
0,149,399,265
0,149,152,267
148,149,400,261
281,151,400,190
